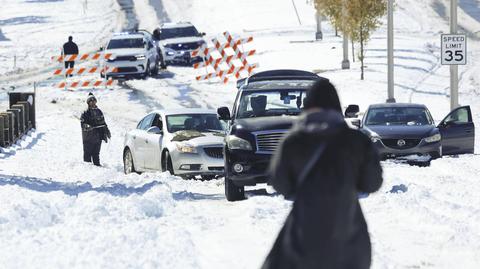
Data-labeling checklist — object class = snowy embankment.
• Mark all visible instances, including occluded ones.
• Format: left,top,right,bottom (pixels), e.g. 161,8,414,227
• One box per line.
1,0,480,268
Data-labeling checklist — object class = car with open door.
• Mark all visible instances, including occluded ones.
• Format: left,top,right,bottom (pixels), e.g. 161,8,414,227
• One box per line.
123,109,225,180
350,103,474,160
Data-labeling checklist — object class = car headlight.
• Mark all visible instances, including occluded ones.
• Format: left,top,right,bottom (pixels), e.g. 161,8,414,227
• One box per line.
107,54,116,62
176,142,197,153
166,51,175,56
135,54,146,60
424,133,441,143
225,135,253,151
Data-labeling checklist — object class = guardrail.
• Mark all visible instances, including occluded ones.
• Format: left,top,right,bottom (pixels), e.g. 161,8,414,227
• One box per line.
0,92,36,148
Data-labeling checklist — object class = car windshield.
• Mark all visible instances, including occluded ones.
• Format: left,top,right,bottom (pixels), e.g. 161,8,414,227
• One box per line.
166,114,223,133
107,38,144,49
159,26,199,40
365,107,433,126
236,89,306,119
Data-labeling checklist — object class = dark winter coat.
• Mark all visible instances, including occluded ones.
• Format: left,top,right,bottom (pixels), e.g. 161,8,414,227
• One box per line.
63,41,79,55
262,110,383,269
80,107,110,144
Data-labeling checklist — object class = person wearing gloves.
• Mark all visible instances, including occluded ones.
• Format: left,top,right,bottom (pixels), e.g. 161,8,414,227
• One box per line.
80,92,111,166
262,80,383,269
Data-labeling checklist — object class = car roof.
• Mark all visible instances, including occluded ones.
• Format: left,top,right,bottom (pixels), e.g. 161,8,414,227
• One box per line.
242,80,316,91
110,32,145,40
150,108,216,116
160,22,194,29
368,103,428,109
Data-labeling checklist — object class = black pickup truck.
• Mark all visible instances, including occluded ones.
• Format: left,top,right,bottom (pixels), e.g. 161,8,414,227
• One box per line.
218,70,327,201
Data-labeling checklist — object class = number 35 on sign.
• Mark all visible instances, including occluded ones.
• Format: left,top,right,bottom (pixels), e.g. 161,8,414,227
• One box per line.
441,34,467,65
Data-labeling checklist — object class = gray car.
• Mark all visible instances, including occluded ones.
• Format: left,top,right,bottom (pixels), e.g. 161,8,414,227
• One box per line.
353,103,475,160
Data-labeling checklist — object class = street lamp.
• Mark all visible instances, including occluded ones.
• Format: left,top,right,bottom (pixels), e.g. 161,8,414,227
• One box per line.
387,0,395,103
450,0,459,110
341,0,350,69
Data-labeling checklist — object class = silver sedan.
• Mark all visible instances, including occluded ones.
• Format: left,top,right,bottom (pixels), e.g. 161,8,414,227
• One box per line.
123,109,225,180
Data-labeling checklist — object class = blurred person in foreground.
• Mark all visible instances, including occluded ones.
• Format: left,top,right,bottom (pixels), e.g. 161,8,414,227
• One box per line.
262,80,383,269
80,92,111,166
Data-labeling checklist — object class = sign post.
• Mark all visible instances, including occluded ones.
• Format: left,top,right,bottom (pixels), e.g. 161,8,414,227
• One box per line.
445,0,463,110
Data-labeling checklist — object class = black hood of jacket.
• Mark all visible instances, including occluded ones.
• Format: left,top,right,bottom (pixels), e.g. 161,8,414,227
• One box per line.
292,109,347,138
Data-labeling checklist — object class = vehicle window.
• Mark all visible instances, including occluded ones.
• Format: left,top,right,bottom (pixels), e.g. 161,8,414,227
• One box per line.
166,114,223,133
237,90,305,119
444,107,469,123
152,114,163,130
159,26,199,40
365,107,433,126
138,114,155,130
107,38,144,49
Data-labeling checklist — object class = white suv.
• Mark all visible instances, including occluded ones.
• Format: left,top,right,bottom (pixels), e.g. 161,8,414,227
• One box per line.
103,32,159,79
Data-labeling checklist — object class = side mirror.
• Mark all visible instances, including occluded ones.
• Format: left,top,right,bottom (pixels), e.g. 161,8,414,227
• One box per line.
351,119,361,128
99,46,104,51
345,104,360,118
147,126,163,134
218,107,231,121
200,32,206,36
153,28,161,40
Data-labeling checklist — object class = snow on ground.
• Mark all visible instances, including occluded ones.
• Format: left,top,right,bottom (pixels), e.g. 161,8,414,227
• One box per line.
1,0,480,268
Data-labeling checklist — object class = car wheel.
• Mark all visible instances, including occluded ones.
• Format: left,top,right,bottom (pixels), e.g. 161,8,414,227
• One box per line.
123,148,136,174
142,61,150,79
163,151,174,175
225,176,245,201
201,175,215,181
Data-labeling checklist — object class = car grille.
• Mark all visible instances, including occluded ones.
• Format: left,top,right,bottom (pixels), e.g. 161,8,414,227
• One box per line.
255,131,288,153
116,67,138,73
109,55,137,62
382,138,421,149
168,42,200,51
204,147,223,158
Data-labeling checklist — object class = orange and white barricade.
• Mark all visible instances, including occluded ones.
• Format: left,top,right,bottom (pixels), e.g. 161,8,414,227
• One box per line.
191,31,258,84
51,51,116,90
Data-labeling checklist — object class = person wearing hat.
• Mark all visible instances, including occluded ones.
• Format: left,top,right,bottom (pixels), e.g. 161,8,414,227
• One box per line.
80,92,111,166
262,80,383,269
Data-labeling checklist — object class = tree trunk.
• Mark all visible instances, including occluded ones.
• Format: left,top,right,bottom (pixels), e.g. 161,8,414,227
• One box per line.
335,26,338,37
360,29,364,80
351,39,355,62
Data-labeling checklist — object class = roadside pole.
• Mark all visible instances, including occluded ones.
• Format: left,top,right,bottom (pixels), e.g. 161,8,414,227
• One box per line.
387,0,395,102
316,10,323,40
450,0,459,110
341,0,350,69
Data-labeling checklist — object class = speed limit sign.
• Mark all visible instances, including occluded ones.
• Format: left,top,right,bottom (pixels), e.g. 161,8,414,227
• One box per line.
441,34,467,65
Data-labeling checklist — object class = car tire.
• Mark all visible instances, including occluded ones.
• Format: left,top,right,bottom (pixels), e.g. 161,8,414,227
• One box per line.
162,151,174,175
201,175,215,181
123,148,136,174
225,176,245,201
142,61,150,79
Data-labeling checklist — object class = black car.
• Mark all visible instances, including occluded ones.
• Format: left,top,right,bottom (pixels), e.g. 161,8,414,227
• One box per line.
217,70,327,201
355,103,475,160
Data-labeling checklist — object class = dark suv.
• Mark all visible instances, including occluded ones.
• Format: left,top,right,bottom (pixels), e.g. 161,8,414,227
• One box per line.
217,70,327,201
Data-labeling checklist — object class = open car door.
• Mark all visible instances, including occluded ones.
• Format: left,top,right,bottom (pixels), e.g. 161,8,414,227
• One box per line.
438,106,475,155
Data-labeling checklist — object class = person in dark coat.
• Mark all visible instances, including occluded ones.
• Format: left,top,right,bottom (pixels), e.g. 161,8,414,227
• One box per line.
80,93,111,166
63,36,79,73
262,80,383,269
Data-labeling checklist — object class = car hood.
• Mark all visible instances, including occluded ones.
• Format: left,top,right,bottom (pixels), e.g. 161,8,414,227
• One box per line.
170,131,224,146
162,37,203,45
365,125,436,139
234,116,298,132
106,48,145,56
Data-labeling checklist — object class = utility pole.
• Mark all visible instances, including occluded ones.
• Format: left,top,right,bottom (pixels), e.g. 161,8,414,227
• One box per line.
450,0,459,110
341,0,350,69
387,0,395,102
316,10,323,40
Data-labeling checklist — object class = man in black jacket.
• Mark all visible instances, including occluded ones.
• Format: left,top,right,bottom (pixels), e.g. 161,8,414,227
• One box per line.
63,36,79,75
262,80,383,269
80,93,111,166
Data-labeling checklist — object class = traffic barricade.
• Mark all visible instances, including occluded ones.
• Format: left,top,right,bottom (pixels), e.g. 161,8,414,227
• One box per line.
51,52,116,90
0,114,6,147
16,101,31,130
0,113,13,146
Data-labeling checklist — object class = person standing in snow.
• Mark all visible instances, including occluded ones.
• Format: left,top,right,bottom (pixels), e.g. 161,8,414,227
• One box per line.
262,80,383,269
80,93,111,166
62,36,79,76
